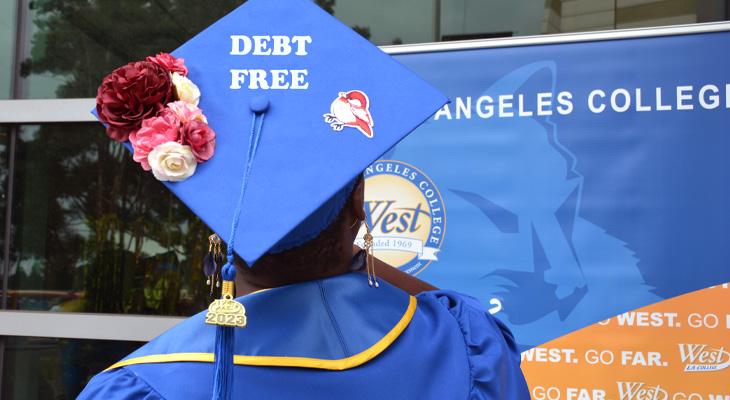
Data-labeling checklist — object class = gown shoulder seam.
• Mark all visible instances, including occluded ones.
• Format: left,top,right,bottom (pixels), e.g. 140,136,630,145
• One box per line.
436,294,480,399
120,366,167,399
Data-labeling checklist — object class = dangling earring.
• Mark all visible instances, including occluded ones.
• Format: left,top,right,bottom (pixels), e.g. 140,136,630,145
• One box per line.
203,233,223,299
363,221,379,288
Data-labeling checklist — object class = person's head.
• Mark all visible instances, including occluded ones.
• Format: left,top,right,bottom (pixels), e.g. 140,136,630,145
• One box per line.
235,176,366,288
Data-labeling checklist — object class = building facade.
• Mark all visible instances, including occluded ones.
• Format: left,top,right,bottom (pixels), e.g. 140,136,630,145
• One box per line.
1,0,728,398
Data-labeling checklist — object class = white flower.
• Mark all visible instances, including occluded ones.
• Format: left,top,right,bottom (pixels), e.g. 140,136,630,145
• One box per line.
147,141,197,182
172,72,201,106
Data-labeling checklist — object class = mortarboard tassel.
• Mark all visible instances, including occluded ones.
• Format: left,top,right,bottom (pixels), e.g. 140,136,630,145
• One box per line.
210,263,237,400
208,97,268,400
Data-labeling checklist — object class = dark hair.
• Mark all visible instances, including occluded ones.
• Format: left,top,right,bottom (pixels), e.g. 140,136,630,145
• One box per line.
234,178,359,286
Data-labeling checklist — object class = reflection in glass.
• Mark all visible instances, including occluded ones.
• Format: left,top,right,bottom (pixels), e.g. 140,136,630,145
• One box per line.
334,0,728,44
440,0,545,40
334,0,438,44
543,0,727,34
16,0,729,97
8,124,212,316
1,336,141,400
0,0,17,99
18,0,246,98
1,126,8,302
17,0,347,99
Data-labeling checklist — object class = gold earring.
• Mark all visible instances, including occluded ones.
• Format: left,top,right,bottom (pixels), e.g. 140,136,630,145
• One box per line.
363,221,379,288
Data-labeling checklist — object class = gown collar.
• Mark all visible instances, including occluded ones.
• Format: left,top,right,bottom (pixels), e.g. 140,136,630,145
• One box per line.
110,270,415,371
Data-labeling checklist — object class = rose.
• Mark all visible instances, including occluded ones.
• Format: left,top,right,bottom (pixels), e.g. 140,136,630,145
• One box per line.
96,61,175,142
166,101,207,124
129,112,180,170
147,141,197,182
180,120,216,162
171,72,201,106
146,53,188,76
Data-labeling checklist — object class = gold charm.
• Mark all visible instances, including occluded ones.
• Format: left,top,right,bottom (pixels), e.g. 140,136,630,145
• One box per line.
205,280,247,328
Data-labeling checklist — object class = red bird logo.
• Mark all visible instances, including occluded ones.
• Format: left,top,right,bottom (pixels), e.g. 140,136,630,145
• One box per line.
323,90,374,138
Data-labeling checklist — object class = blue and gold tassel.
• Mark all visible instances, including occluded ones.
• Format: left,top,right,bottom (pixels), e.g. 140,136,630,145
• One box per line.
206,96,268,400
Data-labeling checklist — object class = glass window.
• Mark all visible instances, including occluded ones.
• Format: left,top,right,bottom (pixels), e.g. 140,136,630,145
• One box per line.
1,126,9,306
0,1,16,99
332,0,728,44
15,0,730,98
14,0,345,98
7,124,213,316
333,0,440,44
441,0,546,39
544,0,727,34
1,336,141,400
17,0,246,98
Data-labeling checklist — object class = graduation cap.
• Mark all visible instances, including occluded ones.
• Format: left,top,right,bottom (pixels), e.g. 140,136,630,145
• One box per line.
94,0,446,398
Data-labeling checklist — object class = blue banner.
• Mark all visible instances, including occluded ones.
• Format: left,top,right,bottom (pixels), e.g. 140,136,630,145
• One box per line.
375,30,730,349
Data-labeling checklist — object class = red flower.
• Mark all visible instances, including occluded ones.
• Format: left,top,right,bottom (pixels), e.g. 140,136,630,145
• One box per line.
180,120,216,162
146,53,188,76
129,112,181,170
96,61,175,142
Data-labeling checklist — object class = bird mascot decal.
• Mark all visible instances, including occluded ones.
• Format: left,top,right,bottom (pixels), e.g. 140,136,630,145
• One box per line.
324,90,375,138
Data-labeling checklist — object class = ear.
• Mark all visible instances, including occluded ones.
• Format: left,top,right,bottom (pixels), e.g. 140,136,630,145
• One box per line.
352,175,366,221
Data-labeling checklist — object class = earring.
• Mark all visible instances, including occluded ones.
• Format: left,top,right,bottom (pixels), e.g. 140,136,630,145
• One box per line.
203,233,223,299
363,221,379,288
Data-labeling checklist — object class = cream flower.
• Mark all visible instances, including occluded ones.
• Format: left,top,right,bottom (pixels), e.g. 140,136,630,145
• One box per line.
172,72,201,106
147,141,197,182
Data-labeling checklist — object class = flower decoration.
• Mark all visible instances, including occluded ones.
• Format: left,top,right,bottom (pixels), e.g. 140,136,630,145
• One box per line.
171,72,201,106
167,101,207,124
129,113,181,171
148,142,198,182
181,120,216,162
146,53,189,76
96,61,174,142
96,53,215,182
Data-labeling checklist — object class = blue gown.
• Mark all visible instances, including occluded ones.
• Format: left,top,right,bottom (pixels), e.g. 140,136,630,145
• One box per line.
78,272,529,399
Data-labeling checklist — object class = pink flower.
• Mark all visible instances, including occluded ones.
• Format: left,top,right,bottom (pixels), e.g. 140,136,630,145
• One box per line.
180,120,216,162
146,53,188,76
129,113,181,170
166,101,207,124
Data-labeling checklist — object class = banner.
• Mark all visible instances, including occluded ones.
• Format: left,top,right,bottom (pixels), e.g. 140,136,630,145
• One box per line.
368,28,730,393
521,284,730,399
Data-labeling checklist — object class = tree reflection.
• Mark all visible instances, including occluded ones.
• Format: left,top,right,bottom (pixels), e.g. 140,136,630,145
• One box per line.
14,0,251,316
14,0,359,316
12,123,211,316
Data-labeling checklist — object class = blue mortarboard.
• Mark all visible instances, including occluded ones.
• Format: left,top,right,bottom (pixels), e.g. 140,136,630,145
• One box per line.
159,0,447,266
95,1,446,398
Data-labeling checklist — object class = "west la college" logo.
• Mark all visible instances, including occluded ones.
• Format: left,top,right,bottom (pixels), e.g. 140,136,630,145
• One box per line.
616,382,669,400
357,160,446,275
678,343,730,372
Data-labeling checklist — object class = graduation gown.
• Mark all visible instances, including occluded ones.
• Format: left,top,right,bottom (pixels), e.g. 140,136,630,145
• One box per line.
78,272,530,399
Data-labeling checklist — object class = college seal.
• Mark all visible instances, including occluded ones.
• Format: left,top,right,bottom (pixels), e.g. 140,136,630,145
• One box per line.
358,160,446,275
